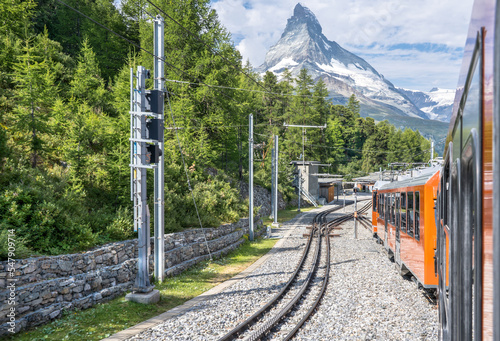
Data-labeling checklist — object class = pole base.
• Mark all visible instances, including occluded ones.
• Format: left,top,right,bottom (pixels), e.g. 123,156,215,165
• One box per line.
125,289,160,304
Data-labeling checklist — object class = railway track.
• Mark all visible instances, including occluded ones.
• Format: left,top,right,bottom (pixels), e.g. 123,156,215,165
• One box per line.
218,201,372,341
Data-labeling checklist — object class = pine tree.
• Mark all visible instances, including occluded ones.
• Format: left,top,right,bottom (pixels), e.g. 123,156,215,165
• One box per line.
69,38,108,111
0,0,35,38
11,38,58,167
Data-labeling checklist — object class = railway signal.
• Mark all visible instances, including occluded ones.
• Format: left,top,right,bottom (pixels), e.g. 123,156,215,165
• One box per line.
127,16,165,303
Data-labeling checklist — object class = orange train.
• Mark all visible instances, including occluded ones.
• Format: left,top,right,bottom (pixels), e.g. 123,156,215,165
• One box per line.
370,0,500,338
372,169,440,289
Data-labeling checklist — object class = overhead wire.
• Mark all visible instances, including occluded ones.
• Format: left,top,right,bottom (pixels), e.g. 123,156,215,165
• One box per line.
164,78,328,98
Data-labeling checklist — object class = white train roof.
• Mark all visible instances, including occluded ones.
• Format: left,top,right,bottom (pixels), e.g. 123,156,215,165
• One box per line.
377,167,440,191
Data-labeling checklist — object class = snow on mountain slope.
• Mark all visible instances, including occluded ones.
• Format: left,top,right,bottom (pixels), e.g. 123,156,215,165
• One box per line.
398,87,455,122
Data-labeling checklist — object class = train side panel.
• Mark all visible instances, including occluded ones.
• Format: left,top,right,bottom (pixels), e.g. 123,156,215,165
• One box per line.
377,171,439,289
399,188,421,284
423,172,439,286
371,191,378,235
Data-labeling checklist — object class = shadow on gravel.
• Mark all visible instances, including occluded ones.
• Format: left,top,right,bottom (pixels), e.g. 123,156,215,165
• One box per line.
241,271,291,280
332,258,359,265
270,245,304,253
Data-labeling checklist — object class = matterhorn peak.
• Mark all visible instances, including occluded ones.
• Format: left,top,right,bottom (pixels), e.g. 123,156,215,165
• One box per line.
284,3,322,36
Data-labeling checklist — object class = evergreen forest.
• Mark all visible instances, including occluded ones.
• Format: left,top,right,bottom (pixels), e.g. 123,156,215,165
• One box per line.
0,0,433,258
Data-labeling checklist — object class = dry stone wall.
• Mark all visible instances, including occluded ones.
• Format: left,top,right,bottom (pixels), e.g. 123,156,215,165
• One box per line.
239,182,287,217
0,217,264,336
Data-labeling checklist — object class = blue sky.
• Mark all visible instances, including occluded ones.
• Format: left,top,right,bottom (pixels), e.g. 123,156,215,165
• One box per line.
210,0,474,91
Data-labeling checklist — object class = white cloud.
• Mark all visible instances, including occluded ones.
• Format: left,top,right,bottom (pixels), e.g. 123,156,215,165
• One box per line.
211,0,474,90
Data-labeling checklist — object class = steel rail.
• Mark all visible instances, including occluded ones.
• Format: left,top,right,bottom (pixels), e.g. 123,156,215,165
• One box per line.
284,203,372,340
218,223,317,341
244,224,324,341
218,202,372,341
283,225,330,340
218,205,343,341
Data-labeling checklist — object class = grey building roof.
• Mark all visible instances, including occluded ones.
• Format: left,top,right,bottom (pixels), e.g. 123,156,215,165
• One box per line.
353,172,381,183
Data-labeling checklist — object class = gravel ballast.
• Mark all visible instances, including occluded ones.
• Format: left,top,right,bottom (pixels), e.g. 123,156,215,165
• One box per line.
118,200,438,341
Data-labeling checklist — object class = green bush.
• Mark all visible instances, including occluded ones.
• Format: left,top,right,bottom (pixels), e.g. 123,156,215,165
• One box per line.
0,169,99,257
104,206,135,241
159,161,248,232
0,228,32,260
0,159,249,258
191,176,246,226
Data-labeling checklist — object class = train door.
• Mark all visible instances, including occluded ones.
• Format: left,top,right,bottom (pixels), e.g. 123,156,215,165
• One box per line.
461,129,482,340
438,145,452,341
395,192,401,266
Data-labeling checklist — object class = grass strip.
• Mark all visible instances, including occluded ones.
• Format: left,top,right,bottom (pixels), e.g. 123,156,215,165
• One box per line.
7,237,278,341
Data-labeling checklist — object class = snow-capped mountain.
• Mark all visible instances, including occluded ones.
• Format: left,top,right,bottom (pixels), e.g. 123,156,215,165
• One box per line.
398,88,455,122
257,3,428,120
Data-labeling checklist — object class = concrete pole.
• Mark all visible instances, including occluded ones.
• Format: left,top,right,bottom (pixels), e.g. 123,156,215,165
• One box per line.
282,123,325,213
298,128,305,213
270,145,275,220
249,114,254,241
153,16,165,283
130,69,134,203
431,140,434,161
354,191,358,239
343,183,346,213
274,135,278,225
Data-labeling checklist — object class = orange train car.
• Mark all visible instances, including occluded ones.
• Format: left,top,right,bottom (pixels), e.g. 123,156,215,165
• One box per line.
371,190,379,236
435,0,500,339
375,170,440,289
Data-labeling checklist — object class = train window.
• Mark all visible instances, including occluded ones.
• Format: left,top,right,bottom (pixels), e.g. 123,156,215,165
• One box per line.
389,194,392,223
373,191,377,212
378,194,382,218
443,158,450,227
379,194,383,214
384,193,388,222
407,192,414,237
395,192,400,228
401,192,407,233
391,193,396,224
415,192,420,241
462,128,482,339
379,194,384,220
